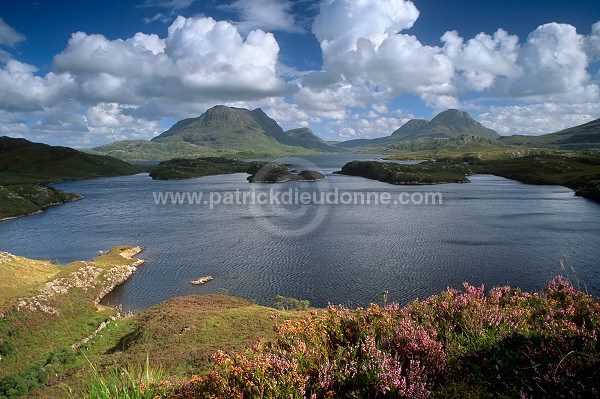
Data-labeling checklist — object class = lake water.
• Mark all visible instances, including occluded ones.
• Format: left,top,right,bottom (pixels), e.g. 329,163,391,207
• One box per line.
1,154,599,311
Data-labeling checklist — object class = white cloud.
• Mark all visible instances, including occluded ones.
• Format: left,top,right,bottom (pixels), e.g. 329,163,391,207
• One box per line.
0,60,76,112
312,0,449,95
476,102,600,135
585,21,600,62
52,15,293,105
442,29,521,91
509,23,598,102
222,0,303,33
0,15,294,146
313,0,419,53
326,113,413,141
0,17,25,47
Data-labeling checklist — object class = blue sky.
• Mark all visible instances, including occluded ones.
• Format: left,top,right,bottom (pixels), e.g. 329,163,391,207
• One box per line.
0,0,599,147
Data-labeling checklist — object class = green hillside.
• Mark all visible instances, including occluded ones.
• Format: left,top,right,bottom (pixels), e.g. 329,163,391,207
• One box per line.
151,105,335,155
0,136,143,219
0,137,141,185
501,117,600,149
338,109,499,149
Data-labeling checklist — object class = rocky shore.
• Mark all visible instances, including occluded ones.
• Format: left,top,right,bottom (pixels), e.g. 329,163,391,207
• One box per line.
14,246,145,315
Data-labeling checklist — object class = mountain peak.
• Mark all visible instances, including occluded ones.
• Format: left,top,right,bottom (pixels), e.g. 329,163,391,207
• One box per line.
391,119,429,137
150,105,336,153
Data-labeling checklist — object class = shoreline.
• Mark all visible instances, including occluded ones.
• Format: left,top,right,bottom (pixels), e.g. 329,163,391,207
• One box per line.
0,193,83,223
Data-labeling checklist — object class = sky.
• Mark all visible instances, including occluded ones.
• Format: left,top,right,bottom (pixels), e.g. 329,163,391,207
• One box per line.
0,0,599,147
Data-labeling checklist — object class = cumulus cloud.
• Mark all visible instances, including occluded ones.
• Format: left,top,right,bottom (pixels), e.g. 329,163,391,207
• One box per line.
53,16,292,107
442,29,520,91
310,1,599,112
509,23,597,102
222,0,303,33
585,21,600,61
326,112,413,140
312,0,453,101
0,15,294,145
0,60,76,112
476,102,600,135
0,17,25,47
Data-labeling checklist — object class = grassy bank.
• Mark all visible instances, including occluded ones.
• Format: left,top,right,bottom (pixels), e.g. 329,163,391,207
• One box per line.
0,247,145,398
2,247,599,398
0,184,81,220
84,275,600,399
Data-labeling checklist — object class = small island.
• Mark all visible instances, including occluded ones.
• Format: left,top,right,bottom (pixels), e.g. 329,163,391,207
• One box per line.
190,275,214,285
149,157,326,183
246,162,325,183
339,160,471,184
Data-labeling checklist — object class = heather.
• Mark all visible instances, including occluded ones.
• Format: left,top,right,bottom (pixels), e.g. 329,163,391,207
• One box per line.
108,275,599,398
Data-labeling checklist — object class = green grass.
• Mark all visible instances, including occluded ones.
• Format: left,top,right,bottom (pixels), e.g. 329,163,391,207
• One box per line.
0,252,61,307
0,136,144,220
339,160,471,184
0,184,81,220
469,153,600,200
0,247,145,398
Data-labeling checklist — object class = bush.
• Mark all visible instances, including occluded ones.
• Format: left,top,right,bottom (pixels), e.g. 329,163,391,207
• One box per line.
274,295,310,311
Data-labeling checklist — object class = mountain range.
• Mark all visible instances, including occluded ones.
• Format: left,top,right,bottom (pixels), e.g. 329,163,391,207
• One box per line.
88,106,600,160
338,109,500,149
91,105,338,161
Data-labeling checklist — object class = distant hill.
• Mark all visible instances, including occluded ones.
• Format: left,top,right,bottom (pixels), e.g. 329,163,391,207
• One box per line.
90,106,337,161
0,136,142,185
152,105,337,154
285,127,337,152
338,109,499,149
0,136,143,219
501,117,600,149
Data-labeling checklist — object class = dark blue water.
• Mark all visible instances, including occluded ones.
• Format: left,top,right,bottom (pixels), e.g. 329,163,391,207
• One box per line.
1,154,599,311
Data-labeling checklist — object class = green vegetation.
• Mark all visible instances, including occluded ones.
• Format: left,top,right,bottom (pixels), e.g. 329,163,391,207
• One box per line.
149,157,325,182
91,105,336,161
500,117,600,150
274,295,310,311
0,247,145,398
0,249,308,398
0,184,81,220
81,275,600,399
338,109,499,149
2,247,600,398
0,137,142,185
339,160,471,184
0,252,61,307
149,157,252,180
246,162,325,183
342,150,600,201
0,136,143,220
468,153,600,201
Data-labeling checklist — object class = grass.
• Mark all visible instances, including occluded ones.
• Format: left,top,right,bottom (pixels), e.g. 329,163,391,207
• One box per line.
0,247,144,398
78,275,600,399
339,159,471,184
0,252,61,307
0,136,144,220
0,184,81,220
3,246,599,398
150,157,325,182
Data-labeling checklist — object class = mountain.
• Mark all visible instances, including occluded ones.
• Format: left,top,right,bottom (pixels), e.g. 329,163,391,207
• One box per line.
0,136,142,185
390,119,429,138
285,127,337,152
151,105,337,155
500,117,600,149
338,109,499,149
